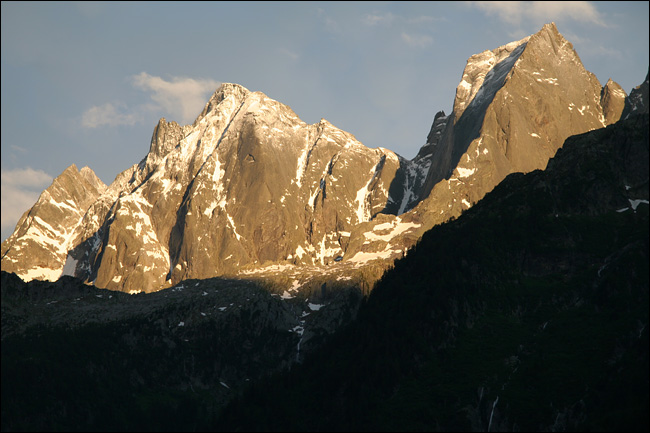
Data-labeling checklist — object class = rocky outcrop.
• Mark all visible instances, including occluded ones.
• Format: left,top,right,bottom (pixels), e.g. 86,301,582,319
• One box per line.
1,164,106,281
601,78,627,125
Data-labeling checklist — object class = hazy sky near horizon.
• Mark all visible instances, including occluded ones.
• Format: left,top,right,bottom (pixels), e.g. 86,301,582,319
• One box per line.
2,1,649,241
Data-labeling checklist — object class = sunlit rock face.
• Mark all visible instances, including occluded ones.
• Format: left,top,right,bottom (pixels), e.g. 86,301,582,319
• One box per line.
1,165,106,282
2,83,432,293
421,23,609,204
355,22,629,254
2,23,640,294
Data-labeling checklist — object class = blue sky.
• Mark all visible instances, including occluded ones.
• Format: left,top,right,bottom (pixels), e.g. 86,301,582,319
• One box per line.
2,1,648,241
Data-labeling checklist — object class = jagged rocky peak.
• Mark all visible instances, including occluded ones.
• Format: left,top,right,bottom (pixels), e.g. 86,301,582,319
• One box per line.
1,164,107,282
601,78,627,125
424,111,448,148
383,110,450,214
453,34,531,119
2,79,425,293
149,118,185,158
79,166,107,192
195,82,251,123
358,22,622,264
622,69,649,119
190,82,305,131
423,21,609,193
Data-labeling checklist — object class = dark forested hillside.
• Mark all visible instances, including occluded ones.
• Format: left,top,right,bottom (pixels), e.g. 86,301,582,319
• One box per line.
1,270,364,432
216,114,649,431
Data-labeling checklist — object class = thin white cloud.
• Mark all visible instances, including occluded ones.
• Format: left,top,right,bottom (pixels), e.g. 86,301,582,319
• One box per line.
363,12,395,26
401,32,434,48
318,8,340,33
280,47,300,61
132,72,220,124
363,12,440,26
408,15,438,24
80,73,220,128
362,11,437,48
81,102,139,128
1,167,53,188
530,1,605,26
1,167,53,240
468,1,524,25
467,1,606,27
10,145,27,153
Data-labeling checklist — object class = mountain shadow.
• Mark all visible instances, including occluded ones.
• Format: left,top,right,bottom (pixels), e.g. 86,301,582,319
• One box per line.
215,114,649,432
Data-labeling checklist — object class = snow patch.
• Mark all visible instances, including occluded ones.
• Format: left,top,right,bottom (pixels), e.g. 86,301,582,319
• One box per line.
239,263,295,275
456,167,476,178
348,248,396,264
280,290,296,300
18,266,64,282
355,165,379,224
629,199,649,210
49,198,80,213
226,213,242,240
295,245,306,259
363,218,421,243
535,77,558,85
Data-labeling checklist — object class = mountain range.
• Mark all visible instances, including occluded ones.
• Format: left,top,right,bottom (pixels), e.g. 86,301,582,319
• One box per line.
1,22,648,431
1,23,630,294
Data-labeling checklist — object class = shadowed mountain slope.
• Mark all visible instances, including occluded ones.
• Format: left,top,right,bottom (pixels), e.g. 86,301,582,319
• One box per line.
216,114,649,432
